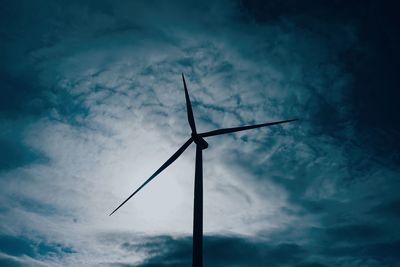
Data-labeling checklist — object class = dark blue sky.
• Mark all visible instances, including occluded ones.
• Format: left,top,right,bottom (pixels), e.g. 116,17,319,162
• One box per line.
1,0,400,266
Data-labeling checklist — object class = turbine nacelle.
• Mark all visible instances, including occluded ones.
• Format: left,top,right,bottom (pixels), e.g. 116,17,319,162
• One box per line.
192,133,208,150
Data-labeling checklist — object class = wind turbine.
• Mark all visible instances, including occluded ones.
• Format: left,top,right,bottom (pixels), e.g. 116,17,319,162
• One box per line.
110,74,298,267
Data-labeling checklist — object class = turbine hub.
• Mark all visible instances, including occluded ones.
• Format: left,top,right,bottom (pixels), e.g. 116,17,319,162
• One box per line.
192,133,208,150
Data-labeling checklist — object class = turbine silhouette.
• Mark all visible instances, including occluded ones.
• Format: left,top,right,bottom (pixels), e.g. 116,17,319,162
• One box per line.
110,74,298,267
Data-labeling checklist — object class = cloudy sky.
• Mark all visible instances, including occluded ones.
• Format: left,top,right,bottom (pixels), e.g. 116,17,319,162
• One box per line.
1,0,400,266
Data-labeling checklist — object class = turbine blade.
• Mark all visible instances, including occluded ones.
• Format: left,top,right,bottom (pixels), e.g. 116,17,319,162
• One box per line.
199,119,298,138
182,73,197,134
109,137,193,216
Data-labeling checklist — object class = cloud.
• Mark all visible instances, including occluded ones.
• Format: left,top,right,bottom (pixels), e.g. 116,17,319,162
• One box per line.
1,0,399,266
117,235,308,267
0,234,74,267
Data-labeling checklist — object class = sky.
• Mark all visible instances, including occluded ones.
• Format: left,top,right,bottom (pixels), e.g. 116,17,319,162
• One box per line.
1,0,400,266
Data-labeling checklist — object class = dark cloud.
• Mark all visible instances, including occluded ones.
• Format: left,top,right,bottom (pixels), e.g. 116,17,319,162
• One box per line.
113,233,400,267
0,138,42,171
0,234,75,266
0,257,25,267
369,198,400,219
241,0,400,164
0,235,35,257
122,235,309,267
